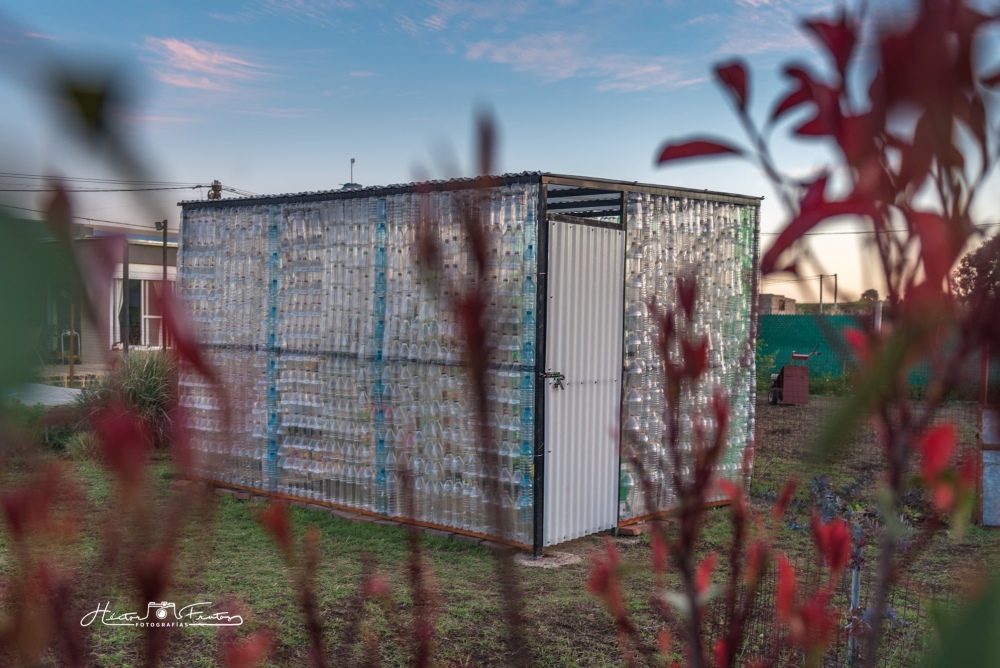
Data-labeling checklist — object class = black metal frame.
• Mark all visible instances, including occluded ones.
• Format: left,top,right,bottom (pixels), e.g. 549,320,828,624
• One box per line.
532,184,548,556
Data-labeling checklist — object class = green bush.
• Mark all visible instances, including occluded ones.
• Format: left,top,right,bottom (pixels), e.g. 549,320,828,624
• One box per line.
808,374,854,397
64,429,100,460
0,399,79,451
75,351,178,449
755,339,779,393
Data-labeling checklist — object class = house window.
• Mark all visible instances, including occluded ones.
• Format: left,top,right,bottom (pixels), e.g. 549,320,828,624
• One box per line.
113,279,173,347
778,299,786,312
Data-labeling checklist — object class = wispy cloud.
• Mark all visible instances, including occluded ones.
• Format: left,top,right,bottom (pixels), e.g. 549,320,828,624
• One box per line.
144,37,268,92
119,113,200,124
233,107,313,118
210,0,356,26
348,70,375,77
258,0,356,24
25,32,57,40
395,14,421,37
396,0,532,37
715,0,831,56
465,32,701,93
686,14,718,25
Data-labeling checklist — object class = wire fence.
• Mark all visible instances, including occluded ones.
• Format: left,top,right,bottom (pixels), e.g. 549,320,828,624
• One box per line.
704,559,959,668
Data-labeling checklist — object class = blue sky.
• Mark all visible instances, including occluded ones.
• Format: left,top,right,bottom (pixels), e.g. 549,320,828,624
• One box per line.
0,0,939,301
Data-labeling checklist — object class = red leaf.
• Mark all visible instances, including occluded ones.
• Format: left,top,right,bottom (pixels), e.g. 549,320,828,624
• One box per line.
771,65,820,122
811,516,851,576
681,337,708,380
75,234,126,332
713,638,728,668
908,211,962,287
843,328,870,364
777,553,796,621
982,68,1000,87
745,540,768,586
258,502,292,555
918,423,957,486
223,632,272,668
713,59,749,111
773,479,798,521
134,545,172,604
363,573,393,599
676,273,697,319
42,181,74,248
656,137,743,164
158,285,218,386
798,590,835,652
802,11,857,76
696,553,717,595
92,404,152,494
651,530,668,576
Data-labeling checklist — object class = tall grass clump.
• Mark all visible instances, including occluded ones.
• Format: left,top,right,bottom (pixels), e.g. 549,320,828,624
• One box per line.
76,350,178,449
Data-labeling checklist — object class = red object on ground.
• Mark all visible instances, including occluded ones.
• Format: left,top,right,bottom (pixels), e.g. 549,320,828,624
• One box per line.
780,366,810,405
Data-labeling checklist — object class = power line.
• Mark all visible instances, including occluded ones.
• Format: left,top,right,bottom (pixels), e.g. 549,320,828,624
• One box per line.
0,171,202,187
0,186,201,193
1,203,171,233
760,222,1000,237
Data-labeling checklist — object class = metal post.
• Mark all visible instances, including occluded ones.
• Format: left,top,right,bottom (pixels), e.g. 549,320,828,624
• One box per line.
533,179,548,557
121,241,129,355
819,274,824,315
833,273,838,313
69,301,75,387
156,220,168,349
983,342,991,407
615,189,629,534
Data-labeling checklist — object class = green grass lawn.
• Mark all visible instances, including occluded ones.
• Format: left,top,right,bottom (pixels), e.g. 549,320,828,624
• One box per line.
3,395,1000,666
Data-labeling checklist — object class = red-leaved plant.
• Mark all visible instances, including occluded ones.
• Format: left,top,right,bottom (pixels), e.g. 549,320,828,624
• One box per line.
588,0,999,666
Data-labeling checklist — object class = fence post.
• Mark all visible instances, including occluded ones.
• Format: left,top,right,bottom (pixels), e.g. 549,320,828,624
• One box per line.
848,551,862,666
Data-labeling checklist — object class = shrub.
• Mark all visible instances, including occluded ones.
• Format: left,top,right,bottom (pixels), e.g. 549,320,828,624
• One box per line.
63,430,100,460
75,351,178,449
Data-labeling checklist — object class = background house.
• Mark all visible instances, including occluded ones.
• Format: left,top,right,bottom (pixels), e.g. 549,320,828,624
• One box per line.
44,225,177,367
758,293,797,315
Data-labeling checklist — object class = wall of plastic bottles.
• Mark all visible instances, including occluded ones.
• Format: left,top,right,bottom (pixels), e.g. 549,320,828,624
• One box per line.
618,193,758,521
178,183,540,545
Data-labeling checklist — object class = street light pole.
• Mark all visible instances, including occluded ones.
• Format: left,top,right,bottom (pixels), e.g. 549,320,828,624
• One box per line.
155,219,168,349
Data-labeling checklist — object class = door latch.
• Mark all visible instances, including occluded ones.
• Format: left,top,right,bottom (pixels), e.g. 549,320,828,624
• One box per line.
540,371,565,390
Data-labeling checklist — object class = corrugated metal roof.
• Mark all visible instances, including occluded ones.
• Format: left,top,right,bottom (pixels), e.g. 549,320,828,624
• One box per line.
178,172,764,209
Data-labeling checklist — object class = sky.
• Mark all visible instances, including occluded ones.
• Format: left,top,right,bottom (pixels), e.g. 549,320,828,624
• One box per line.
0,0,994,303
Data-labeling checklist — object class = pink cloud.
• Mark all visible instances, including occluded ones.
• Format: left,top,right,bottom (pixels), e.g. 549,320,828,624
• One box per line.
26,32,57,40
144,37,267,92
465,32,699,93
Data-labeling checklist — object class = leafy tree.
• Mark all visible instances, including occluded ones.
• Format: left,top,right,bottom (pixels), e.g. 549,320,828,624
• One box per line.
860,289,879,303
952,234,1000,305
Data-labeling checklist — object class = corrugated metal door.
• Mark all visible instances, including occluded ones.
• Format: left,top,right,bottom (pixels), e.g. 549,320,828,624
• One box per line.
543,220,624,546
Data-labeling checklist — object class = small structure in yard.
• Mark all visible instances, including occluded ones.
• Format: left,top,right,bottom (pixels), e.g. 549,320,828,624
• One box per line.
768,346,820,406
177,173,762,552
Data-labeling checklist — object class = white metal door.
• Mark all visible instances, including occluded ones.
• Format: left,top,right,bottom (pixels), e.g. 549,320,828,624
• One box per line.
543,220,624,546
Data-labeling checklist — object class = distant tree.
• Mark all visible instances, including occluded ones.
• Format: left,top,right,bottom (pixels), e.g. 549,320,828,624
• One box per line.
860,288,879,303
952,235,1000,305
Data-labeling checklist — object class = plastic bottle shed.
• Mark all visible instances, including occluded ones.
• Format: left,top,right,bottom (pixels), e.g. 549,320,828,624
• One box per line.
177,172,761,553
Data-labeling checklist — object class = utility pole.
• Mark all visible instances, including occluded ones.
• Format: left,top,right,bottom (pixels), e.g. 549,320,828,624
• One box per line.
155,219,168,349
121,242,129,355
819,274,824,315
833,273,838,313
